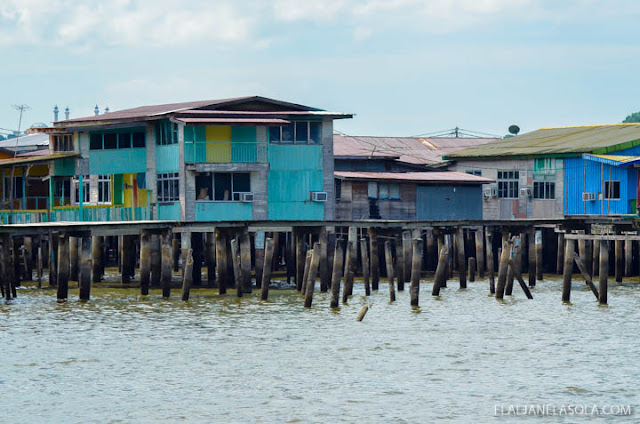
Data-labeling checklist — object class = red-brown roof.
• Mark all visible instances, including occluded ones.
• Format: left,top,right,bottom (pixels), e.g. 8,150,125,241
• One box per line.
333,134,499,165
176,118,290,125
334,171,494,184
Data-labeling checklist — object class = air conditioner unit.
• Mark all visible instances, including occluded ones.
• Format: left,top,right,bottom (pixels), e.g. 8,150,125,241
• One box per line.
520,187,532,197
311,191,328,202
483,186,497,199
239,192,254,202
582,192,596,201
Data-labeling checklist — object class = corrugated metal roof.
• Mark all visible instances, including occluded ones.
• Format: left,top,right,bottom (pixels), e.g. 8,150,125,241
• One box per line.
334,171,494,184
445,124,640,160
583,154,640,167
0,152,78,167
333,134,498,165
176,118,290,125
0,132,49,149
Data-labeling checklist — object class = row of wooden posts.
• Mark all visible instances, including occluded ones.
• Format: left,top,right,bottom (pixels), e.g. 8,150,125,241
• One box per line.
0,224,633,307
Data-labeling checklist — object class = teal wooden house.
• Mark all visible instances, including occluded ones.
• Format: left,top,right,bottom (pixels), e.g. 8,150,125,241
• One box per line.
46,96,351,222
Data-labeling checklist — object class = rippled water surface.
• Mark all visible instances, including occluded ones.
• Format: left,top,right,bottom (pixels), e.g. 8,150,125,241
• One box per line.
2,276,640,423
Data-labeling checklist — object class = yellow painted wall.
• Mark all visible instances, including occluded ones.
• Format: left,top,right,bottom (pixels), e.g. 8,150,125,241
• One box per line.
205,126,231,162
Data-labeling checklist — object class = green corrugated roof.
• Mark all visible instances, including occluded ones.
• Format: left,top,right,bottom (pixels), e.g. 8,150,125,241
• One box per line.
444,124,640,160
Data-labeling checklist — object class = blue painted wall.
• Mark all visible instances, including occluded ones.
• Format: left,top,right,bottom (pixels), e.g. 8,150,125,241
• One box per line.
156,144,179,173
195,201,253,221
564,157,637,215
416,185,483,220
89,148,146,175
267,144,324,220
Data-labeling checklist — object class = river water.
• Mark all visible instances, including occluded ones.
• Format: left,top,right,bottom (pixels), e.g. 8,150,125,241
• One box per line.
1,276,639,423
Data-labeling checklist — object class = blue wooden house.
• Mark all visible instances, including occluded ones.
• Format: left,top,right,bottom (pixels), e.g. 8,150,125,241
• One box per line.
38,96,351,222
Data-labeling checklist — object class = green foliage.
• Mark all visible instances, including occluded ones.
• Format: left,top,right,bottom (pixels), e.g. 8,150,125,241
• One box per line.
623,111,640,123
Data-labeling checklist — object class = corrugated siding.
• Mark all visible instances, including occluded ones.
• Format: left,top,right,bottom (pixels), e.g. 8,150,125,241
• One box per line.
195,202,253,221
416,185,482,220
89,148,146,175
564,157,635,215
267,144,324,220
157,144,179,173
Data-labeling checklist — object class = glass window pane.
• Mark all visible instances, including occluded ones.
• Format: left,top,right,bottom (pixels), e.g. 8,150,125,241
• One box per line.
119,132,131,149
281,124,294,144
379,184,389,199
309,122,321,144
390,183,400,199
233,173,251,193
90,133,102,149
295,122,308,144
132,132,145,148
367,182,378,199
269,126,280,143
103,133,117,149
214,173,232,201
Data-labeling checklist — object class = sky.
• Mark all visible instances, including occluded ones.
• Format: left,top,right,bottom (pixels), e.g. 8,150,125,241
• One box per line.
1,0,640,138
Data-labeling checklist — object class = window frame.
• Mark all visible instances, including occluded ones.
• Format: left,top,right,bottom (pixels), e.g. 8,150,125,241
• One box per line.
497,170,520,199
52,134,74,152
604,180,621,200
97,175,111,204
533,181,555,200
195,172,251,202
89,130,146,150
157,172,179,203
72,175,91,205
269,121,322,145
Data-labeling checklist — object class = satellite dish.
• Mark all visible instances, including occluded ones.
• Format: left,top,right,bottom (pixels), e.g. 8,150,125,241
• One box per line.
508,125,520,135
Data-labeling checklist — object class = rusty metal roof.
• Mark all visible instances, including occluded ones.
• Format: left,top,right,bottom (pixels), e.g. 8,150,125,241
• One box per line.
334,171,494,184
445,124,640,160
176,118,290,125
333,134,498,165
0,151,78,167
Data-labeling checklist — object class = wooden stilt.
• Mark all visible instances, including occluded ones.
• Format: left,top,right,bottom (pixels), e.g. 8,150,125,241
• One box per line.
254,232,264,289
295,229,305,291
535,230,543,280
260,237,275,300
584,239,593,278
230,238,242,298
475,228,484,278
507,247,533,299
556,233,565,274
205,232,216,287
467,257,476,282
37,243,42,289
319,228,329,292
505,238,515,296
342,240,354,303
24,236,33,280
69,236,78,282
172,236,180,273
368,228,379,290
330,240,344,308
456,227,467,289
121,235,135,285
301,250,312,296
395,234,404,291
410,238,423,306
49,234,58,287
562,238,575,303
402,230,412,287
625,239,633,277
181,249,193,301
426,229,436,272
573,252,599,300
139,233,151,295
215,229,228,295
592,238,600,280
432,245,449,296
191,232,203,287
239,229,252,293
57,234,69,301
151,234,161,287
599,240,608,305
92,236,103,283
384,240,396,302
495,239,510,300
356,305,369,321
79,236,91,301
360,238,371,296
3,235,12,300
615,239,623,283
161,232,172,298
486,229,495,294
528,229,536,287
304,243,321,308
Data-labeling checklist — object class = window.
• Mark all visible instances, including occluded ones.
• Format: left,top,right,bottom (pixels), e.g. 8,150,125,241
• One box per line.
89,131,145,150
52,134,73,151
156,121,178,145
98,175,111,204
604,180,620,199
5,176,24,198
54,178,71,206
195,172,251,201
335,179,342,201
533,181,555,199
497,170,519,198
157,173,179,202
368,182,400,200
269,121,322,144
73,175,90,204
466,170,481,176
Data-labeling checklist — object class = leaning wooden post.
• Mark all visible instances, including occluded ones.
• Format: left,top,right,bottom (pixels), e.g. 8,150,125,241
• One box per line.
230,238,243,298
495,239,510,300
384,240,396,302
475,228,485,278
624,239,633,277
572,252,599,300
402,230,412,287
410,238,423,306
508,251,533,300
599,240,609,305
467,257,476,282
91,235,103,283
528,229,536,287
79,236,92,301
342,240,354,303
161,232,172,298
456,227,467,289
556,233,565,274
360,238,371,296
304,243,321,308
535,230,543,280
139,232,151,296
181,249,194,301
562,238,575,303
57,233,70,301
368,228,379,290
215,229,228,295
329,240,344,308
239,229,252,293
301,250,313,296
432,245,449,296
260,237,275,300
319,228,329,292
615,239,623,283
69,236,79,282
205,232,216,287
486,229,495,294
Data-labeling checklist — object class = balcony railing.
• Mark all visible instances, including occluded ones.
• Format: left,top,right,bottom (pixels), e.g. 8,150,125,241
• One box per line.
0,205,150,224
184,141,266,163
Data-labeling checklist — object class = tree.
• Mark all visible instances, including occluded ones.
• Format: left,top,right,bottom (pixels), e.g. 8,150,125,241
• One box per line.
623,111,640,123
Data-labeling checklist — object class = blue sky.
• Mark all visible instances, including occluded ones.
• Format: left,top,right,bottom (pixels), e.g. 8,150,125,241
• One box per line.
2,0,640,138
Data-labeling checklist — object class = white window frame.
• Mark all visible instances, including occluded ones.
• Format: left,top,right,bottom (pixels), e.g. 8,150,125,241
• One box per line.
97,175,111,204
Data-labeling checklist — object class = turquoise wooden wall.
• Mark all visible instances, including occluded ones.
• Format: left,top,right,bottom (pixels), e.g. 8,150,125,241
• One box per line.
267,144,324,220
89,148,146,175
157,144,179,173
183,126,257,163
54,158,76,176
195,202,253,221
158,202,181,220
